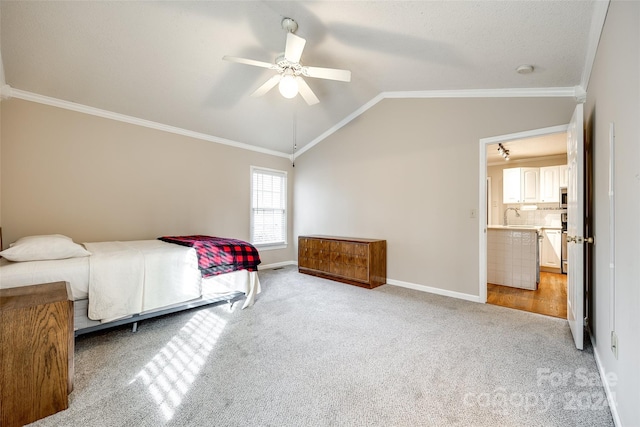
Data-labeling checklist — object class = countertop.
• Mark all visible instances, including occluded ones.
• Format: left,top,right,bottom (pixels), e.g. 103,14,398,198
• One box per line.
488,225,541,231
488,225,562,231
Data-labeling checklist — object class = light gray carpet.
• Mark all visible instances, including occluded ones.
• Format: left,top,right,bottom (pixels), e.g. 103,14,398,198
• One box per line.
30,266,614,426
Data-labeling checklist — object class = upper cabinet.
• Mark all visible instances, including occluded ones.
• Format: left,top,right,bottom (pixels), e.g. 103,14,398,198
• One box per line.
558,164,569,188
503,168,522,203
521,168,539,203
503,164,568,204
539,166,560,203
502,167,539,203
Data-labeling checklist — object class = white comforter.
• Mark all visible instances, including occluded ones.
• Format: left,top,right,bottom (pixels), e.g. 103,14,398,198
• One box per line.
84,240,203,322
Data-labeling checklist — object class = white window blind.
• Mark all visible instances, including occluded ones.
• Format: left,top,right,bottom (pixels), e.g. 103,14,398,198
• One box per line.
251,167,287,246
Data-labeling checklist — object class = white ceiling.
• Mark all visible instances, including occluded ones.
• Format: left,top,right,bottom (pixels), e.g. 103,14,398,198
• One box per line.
1,1,601,155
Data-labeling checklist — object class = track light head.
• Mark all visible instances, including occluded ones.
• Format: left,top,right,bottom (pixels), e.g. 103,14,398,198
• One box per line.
497,143,510,161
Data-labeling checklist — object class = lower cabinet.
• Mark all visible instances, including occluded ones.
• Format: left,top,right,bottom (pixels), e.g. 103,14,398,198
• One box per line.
540,229,562,270
298,235,386,288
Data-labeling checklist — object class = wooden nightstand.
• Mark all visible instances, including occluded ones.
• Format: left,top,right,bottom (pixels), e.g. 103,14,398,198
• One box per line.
0,281,74,427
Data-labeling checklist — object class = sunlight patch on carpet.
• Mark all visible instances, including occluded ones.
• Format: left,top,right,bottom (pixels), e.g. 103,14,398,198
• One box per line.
130,310,227,421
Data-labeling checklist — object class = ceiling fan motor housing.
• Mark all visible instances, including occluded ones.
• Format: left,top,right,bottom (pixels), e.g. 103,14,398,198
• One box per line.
275,54,303,75
281,17,298,33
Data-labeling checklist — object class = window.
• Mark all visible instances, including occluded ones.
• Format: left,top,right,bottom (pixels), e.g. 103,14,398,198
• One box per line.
250,166,287,247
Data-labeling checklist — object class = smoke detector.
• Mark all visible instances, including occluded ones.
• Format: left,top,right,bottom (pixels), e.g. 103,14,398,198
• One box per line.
516,64,534,74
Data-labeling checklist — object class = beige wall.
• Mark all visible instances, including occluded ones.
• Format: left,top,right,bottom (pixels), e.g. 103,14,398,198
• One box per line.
0,98,295,266
0,103,2,232
294,97,576,297
585,1,640,425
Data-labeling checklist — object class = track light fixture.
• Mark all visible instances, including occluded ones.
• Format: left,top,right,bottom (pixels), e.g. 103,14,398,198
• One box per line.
498,143,510,161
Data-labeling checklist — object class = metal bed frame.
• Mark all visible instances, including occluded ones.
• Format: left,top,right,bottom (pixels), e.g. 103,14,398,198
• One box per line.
74,291,244,337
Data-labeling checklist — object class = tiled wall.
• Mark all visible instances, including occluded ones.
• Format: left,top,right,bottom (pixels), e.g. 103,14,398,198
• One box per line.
503,204,564,227
487,228,538,290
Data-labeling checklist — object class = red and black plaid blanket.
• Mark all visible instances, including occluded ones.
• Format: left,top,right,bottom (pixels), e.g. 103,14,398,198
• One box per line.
158,235,261,277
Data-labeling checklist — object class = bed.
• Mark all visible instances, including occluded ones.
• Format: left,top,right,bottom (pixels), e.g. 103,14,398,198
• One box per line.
0,234,261,335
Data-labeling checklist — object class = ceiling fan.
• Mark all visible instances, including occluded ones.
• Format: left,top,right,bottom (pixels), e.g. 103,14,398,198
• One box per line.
222,18,351,105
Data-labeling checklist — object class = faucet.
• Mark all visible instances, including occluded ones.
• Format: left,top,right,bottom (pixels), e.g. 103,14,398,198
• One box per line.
503,207,521,225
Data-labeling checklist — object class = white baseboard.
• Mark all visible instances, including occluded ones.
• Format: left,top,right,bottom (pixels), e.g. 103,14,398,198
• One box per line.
590,334,622,427
386,278,483,303
272,262,482,303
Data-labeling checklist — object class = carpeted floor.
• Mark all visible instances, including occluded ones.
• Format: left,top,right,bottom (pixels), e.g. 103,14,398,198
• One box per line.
30,266,614,426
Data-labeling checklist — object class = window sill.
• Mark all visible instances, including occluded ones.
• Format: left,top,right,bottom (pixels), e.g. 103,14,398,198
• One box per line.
254,243,287,251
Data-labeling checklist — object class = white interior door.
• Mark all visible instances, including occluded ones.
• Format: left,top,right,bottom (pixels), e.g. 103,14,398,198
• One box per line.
567,103,585,350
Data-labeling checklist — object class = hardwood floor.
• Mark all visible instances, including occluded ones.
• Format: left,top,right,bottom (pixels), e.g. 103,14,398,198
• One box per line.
487,272,567,318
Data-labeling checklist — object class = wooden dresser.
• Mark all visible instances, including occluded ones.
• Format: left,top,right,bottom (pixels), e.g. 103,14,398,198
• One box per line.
298,235,386,289
0,281,74,427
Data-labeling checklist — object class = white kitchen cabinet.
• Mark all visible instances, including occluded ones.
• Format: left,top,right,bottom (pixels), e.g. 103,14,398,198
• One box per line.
558,164,569,188
502,168,522,203
539,166,560,203
502,167,539,203
521,168,539,203
540,229,562,269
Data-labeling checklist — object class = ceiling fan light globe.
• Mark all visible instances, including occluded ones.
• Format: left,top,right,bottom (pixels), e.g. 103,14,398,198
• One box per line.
279,74,299,99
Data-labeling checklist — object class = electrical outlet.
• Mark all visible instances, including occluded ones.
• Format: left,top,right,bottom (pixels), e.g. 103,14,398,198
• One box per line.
470,209,477,218
611,331,618,359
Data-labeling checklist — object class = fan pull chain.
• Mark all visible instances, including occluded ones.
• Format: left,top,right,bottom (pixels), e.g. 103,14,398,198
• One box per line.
291,111,297,167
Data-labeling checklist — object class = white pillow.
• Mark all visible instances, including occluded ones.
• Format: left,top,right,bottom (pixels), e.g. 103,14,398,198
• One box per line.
0,234,91,262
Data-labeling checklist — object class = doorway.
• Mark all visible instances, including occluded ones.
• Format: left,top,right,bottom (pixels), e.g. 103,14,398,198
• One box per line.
478,125,569,317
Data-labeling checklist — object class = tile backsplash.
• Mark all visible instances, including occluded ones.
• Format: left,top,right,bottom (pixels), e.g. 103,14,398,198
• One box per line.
502,204,564,227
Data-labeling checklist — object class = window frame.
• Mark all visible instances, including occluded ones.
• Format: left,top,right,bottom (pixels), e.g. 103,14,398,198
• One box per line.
250,166,288,250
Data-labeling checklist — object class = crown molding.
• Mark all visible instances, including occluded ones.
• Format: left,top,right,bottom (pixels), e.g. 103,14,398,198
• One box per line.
0,84,11,101
296,93,386,157
7,88,290,159
574,86,587,103
7,85,582,160
0,48,5,87
581,0,611,91
0,49,9,101
296,87,579,157
383,87,578,99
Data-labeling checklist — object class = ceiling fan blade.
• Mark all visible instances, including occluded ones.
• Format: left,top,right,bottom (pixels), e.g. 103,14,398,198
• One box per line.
303,66,351,82
222,56,279,70
250,74,282,98
284,33,306,63
296,77,319,106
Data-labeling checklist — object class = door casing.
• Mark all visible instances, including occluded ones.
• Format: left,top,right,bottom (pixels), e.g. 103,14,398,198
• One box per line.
478,124,569,303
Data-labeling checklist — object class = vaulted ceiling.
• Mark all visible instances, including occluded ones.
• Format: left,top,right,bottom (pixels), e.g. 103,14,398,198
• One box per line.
1,1,604,156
